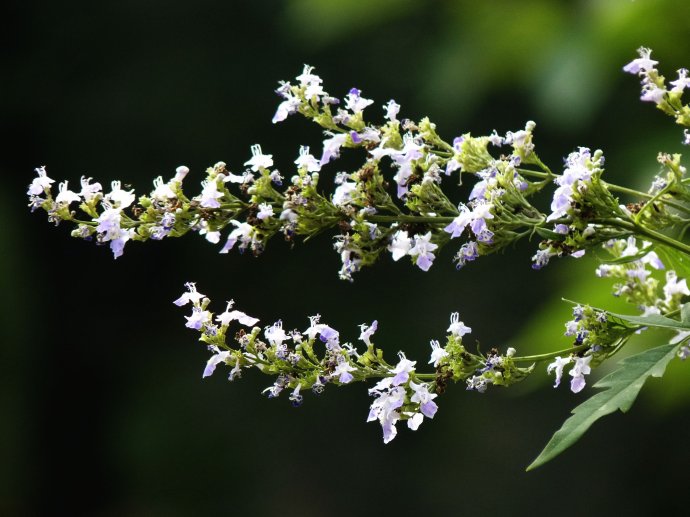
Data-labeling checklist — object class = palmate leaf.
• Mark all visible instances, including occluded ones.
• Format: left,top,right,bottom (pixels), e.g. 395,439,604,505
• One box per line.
527,342,679,471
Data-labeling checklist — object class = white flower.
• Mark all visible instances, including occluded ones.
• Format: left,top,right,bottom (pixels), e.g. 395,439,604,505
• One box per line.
174,165,190,182
304,314,324,341
55,181,81,205
199,179,223,208
671,68,690,93
623,47,658,75
273,93,301,124
173,283,205,306
547,356,572,388
663,271,690,303
447,312,471,338
95,205,123,240
151,176,176,201
429,339,448,367
367,380,406,444
264,320,288,347
388,230,411,261
27,166,55,195
332,358,357,384
257,203,274,220
296,65,322,88
79,176,103,202
294,146,321,172
244,144,273,171
219,221,253,253
640,84,666,104
215,300,259,327
108,227,134,259
383,99,400,121
185,307,211,330
358,320,378,347
332,181,357,207
106,180,135,208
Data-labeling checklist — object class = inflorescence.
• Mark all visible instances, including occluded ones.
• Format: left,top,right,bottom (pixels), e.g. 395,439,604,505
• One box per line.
28,47,690,445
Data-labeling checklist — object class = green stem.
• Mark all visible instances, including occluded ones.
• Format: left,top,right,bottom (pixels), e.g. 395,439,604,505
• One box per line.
517,168,690,214
512,343,591,363
365,214,456,224
601,218,690,256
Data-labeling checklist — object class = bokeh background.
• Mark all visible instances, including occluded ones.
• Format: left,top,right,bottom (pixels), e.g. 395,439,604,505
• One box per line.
3,0,690,515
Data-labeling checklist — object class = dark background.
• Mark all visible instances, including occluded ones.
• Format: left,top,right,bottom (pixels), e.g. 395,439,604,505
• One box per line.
3,1,690,515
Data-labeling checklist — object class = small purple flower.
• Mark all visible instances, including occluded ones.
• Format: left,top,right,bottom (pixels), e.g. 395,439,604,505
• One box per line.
569,355,592,393
531,249,554,270
359,320,378,346
390,352,416,386
332,359,356,384
319,325,340,348
345,87,374,113
320,133,348,165
623,47,658,75
350,130,362,144
203,350,231,378
409,232,438,272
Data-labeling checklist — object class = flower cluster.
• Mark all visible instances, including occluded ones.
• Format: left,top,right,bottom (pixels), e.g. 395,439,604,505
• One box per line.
624,46,690,142
595,237,690,315
24,47,690,466
550,303,632,393
174,283,529,442
30,60,690,286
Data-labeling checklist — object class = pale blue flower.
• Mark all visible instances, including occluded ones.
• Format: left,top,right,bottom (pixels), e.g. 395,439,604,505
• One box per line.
623,47,658,74
345,88,374,113
27,166,55,195
332,359,356,384
409,232,438,272
388,230,411,261
203,350,231,378
390,352,416,386
359,320,378,346
547,356,571,388
410,381,438,419
569,355,592,393
320,133,348,165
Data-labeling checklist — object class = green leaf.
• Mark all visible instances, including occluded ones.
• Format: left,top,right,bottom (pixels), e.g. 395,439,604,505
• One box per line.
527,342,679,471
534,227,565,241
607,311,690,331
598,249,654,266
681,303,690,325
655,245,690,278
